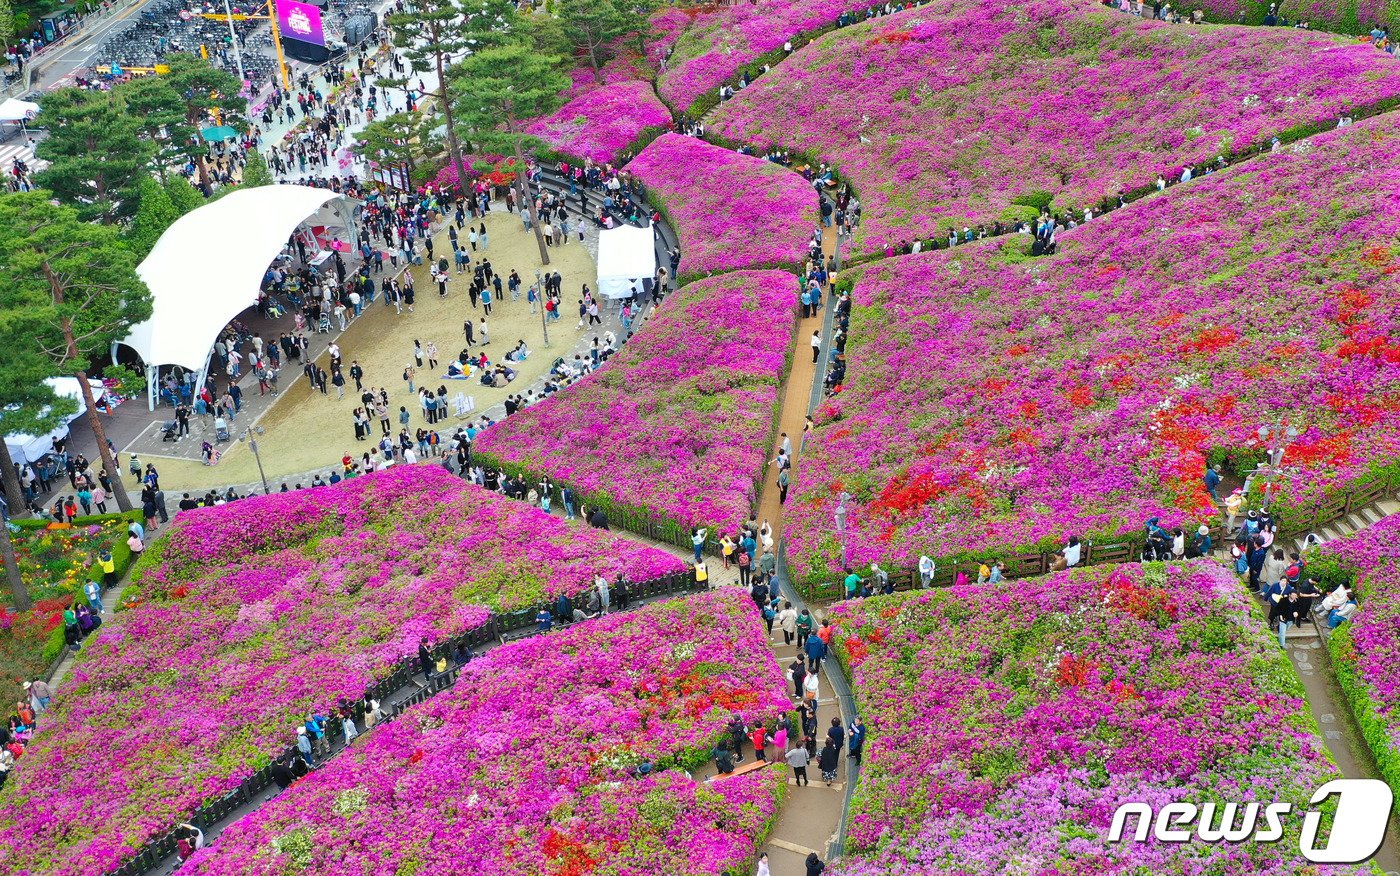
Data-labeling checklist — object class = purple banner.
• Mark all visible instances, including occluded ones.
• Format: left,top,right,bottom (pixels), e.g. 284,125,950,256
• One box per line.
277,0,324,46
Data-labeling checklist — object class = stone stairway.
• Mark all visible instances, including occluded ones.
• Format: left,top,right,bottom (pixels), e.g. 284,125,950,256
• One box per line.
1289,497,1400,555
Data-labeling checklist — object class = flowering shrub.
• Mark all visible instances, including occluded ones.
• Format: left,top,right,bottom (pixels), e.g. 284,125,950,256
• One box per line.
182,590,791,876
1178,0,1398,35
827,561,1354,875
0,466,685,876
528,78,673,165
785,116,1400,582
657,0,855,113
710,0,1400,256
628,133,818,280
1305,515,1400,799
476,270,798,540
0,513,137,681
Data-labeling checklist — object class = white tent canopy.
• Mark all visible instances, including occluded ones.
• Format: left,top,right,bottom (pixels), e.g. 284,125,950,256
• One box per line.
596,224,657,300
121,185,346,376
3,377,102,466
0,98,39,123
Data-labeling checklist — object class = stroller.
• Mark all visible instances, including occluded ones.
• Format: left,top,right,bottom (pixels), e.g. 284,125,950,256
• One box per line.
159,421,179,442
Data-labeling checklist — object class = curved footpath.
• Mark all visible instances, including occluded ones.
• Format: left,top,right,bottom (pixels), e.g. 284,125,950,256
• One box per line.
46,7,1400,874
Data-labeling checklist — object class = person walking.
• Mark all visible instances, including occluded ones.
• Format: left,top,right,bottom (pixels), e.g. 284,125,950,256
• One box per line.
777,602,798,645
805,629,825,672
778,467,790,504
785,743,810,787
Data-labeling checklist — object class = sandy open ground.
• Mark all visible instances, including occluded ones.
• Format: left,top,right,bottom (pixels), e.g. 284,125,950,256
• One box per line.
155,208,596,492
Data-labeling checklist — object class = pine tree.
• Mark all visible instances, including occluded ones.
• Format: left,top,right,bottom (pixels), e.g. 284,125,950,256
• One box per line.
127,176,180,259
0,192,154,514
34,88,152,224
451,44,569,265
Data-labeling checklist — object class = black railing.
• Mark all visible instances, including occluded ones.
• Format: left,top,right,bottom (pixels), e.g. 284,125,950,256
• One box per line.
100,569,700,876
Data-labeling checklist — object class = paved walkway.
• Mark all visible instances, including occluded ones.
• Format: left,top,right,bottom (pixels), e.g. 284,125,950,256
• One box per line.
753,221,838,541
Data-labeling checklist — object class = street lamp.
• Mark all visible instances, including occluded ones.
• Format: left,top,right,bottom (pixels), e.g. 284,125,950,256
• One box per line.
833,490,851,568
239,425,271,495
1248,423,1299,509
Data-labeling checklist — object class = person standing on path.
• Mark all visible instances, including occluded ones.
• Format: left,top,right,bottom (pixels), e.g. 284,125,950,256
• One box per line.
785,744,810,786
778,467,791,504
789,656,807,698
777,602,798,645
418,636,434,684
691,527,708,562
811,330,822,363
818,738,840,785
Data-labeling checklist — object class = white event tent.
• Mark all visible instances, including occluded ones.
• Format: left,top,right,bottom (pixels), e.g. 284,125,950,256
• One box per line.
3,377,103,465
596,223,657,300
119,185,353,408
0,98,39,123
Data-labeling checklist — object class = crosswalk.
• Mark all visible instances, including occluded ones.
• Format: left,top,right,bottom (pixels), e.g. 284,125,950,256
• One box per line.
0,139,47,179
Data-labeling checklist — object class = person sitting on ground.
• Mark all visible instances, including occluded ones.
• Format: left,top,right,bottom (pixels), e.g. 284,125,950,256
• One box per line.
505,339,530,362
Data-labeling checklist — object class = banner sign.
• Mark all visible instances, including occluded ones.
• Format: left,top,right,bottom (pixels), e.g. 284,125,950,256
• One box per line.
277,0,325,46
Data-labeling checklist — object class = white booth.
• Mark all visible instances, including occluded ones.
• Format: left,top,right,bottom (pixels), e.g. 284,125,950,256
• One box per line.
596,223,657,300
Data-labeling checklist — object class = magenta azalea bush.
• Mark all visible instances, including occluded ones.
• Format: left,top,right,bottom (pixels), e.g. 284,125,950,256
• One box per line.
528,78,673,165
182,590,791,876
709,0,1400,256
628,133,818,280
657,0,855,113
828,561,1354,876
786,116,1400,582
476,270,798,538
1305,515,1400,796
1177,0,1398,34
0,466,685,876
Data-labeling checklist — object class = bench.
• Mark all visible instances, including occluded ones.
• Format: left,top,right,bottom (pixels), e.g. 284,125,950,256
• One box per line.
707,759,772,782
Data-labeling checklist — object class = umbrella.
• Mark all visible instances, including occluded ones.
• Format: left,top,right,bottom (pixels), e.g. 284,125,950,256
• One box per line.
200,125,239,142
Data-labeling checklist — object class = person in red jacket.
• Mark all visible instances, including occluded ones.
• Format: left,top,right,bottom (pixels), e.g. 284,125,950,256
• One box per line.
750,721,769,763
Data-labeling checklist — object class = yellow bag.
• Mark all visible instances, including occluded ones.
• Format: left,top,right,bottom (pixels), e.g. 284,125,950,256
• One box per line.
435,657,448,673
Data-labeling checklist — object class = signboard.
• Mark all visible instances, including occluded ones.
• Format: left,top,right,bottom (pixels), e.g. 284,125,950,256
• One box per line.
276,0,325,46
369,161,411,192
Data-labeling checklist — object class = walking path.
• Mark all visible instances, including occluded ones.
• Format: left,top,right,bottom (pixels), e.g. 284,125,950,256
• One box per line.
751,222,839,545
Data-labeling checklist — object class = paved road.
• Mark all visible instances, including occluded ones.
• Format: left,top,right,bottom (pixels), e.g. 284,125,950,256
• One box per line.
24,0,169,93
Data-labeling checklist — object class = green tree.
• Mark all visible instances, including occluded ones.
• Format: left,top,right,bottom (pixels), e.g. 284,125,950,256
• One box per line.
385,0,483,196
0,354,73,612
34,88,152,225
558,0,644,81
164,173,205,216
0,0,14,51
452,44,569,265
116,74,197,179
356,110,434,177
160,53,247,192
0,192,153,514
240,150,274,188
127,176,180,259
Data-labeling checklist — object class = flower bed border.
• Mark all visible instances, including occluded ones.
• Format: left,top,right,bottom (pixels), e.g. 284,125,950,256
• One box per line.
97,568,706,876
792,471,1400,599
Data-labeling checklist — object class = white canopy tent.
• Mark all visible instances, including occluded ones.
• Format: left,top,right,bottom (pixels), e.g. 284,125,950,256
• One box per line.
0,98,39,123
596,223,657,300
119,185,354,408
3,377,103,466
